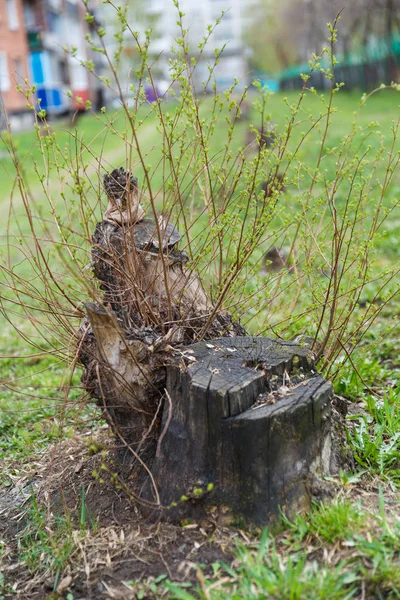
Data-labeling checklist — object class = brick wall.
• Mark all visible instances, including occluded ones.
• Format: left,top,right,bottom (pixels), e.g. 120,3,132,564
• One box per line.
0,0,30,114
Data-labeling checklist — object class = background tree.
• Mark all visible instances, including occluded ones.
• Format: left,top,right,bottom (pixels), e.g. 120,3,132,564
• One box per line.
247,0,400,74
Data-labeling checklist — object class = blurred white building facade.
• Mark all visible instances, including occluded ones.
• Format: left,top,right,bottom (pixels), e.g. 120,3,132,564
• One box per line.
146,0,255,91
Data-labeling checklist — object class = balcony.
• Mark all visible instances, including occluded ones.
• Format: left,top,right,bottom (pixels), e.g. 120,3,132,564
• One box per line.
27,29,42,50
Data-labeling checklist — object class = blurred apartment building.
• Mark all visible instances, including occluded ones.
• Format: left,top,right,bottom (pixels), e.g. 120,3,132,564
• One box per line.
144,0,256,92
0,0,95,128
0,0,257,128
99,0,257,98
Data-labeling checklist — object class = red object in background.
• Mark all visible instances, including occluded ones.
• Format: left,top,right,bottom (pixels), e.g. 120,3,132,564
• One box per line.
72,89,90,110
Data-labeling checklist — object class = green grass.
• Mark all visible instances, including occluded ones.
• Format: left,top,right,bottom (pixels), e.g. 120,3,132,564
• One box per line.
1,90,398,450
282,499,366,544
8,489,400,599
160,498,400,599
17,486,97,592
1,90,400,598
348,386,400,486
0,109,128,198
0,360,97,486
0,105,160,474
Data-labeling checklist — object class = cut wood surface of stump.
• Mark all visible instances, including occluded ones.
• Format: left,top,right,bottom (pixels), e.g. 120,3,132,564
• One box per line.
79,167,333,528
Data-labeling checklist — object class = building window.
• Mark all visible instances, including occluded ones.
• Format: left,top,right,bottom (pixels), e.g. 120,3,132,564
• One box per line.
6,0,19,30
47,0,62,10
214,20,233,41
59,59,69,85
0,53,10,91
66,1,79,18
47,9,61,33
23,2,37,31
14,57,25,86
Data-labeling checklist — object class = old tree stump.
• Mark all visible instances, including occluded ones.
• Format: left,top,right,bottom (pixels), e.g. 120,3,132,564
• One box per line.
79,168,333,527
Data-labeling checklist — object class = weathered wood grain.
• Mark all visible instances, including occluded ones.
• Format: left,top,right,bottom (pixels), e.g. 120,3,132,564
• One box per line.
147,336,332,526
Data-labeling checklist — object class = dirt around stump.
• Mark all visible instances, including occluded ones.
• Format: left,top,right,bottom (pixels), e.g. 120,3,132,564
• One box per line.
0,395,356,600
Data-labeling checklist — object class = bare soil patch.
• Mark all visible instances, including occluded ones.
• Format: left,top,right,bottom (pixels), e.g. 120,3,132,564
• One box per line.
1,398,398,600
0,430,240,599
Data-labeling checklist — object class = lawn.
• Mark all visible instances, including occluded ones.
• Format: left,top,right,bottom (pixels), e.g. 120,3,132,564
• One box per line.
1,87,400,599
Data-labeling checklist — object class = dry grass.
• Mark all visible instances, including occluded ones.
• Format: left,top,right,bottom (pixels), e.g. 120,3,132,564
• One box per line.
1,423,399,599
